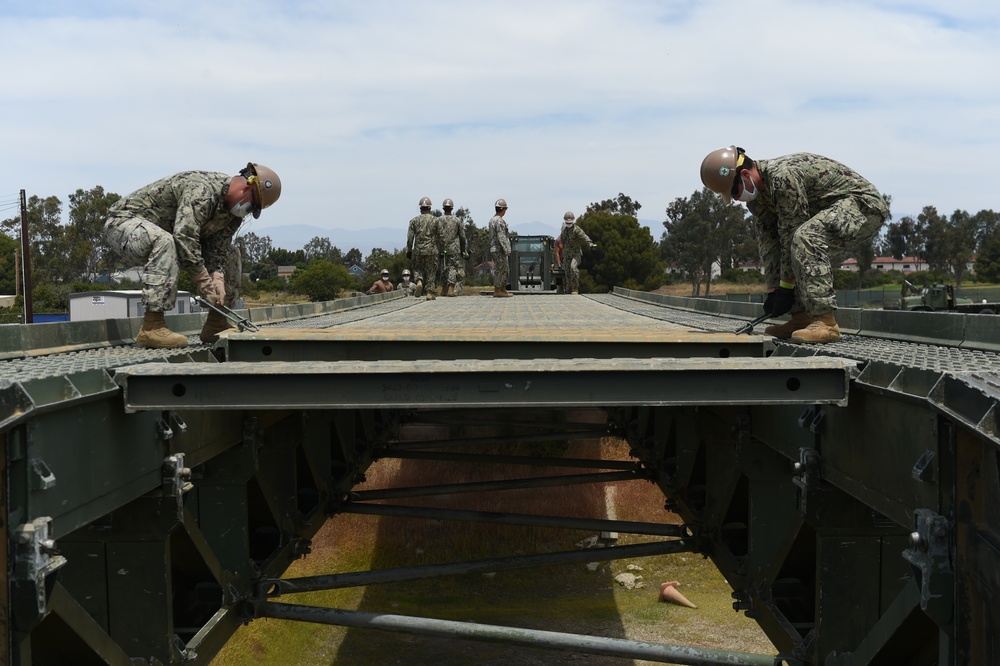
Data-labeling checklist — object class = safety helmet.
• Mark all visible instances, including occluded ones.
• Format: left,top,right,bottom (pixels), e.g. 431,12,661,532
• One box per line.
402,269,411,277
241,163,281,219
442,198,454,209
495,198,508,209
419,196,432,209
699,146,746,204
381,269,390,277
563,211,575,221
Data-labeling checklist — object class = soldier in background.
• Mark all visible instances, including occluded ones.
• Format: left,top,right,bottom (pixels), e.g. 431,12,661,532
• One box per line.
559,211,594,295
438,198,467,297
367,269,394,294
396,268,418,296
701,146,889,343
104,162,281,348
488,198,512,298
406,196,441,300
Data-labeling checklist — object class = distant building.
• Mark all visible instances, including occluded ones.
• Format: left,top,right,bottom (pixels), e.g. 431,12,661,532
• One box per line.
276,265,297,280
347,264,366,279
69,290,197,321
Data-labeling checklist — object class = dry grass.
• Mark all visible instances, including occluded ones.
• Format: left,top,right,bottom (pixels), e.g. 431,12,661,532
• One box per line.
211,433,774,666
651,282,768,297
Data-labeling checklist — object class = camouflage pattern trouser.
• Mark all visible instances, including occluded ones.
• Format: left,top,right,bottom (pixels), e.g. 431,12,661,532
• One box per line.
564,252,583,293
440,252,463,286
412,253,439,292
105,216,241,312
492,251,509,288
791,197,885,315
104,216,179,312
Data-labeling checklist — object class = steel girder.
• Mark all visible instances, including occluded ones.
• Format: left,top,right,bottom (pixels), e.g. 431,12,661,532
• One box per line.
619,368,1000,665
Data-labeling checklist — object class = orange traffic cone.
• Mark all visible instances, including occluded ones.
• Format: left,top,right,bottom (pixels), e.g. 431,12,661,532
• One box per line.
659,581,697,608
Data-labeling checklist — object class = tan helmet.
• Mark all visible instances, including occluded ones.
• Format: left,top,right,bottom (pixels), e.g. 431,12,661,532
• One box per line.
563,211,575,221
700,146,745,204
495,198,508,209
442,198,454,209
242,163,281,219
419,196,432,209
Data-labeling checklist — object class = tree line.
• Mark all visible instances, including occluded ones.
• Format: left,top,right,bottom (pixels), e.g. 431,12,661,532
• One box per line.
9,182,993,312
0,187,666,311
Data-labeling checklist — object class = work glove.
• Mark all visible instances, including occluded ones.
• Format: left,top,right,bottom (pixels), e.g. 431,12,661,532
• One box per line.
194,269,222,306
211,271,226,306
768,286,796,317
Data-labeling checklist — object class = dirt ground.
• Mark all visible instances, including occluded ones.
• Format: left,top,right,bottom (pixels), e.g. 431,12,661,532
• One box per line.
212,434,775,666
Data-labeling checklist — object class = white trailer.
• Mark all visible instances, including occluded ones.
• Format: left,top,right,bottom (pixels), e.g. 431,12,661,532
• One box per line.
69,290,198,321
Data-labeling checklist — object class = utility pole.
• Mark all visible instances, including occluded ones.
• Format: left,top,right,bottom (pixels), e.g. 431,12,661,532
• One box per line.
20,189,33,323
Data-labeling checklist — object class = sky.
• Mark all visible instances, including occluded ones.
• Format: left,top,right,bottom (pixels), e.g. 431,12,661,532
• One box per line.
2,0,999,251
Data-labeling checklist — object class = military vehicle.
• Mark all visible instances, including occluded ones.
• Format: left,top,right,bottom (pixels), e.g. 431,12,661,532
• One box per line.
895,280,998,314
508,234,563,292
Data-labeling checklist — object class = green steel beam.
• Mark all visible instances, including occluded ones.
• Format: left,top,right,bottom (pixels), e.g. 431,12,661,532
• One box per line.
114,357,855,411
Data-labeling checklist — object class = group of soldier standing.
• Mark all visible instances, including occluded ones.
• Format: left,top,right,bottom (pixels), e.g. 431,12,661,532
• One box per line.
395,196,594,300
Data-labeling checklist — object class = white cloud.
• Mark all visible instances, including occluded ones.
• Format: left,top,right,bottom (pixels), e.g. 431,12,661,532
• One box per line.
1,0,999,247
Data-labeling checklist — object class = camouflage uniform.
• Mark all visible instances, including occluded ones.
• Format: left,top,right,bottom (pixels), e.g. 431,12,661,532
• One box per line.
559,224,593,294
748,153,889,315
407,213,440,292
438,213,467,286
104,171,243,312
488,214,511,289
396,278,418,296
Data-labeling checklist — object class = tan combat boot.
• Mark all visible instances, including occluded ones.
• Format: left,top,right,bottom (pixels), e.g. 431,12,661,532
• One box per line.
135,311,188,349
200,309,238,343
445,283,457,297
791,313,841,344
425,288,436,301
764,311,813,340
414,280,423,297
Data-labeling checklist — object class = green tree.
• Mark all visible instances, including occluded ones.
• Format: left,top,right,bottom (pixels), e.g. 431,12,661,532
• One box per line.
0,233,18,294
268,248,306,265
366,247,392,269
303,236,344,264
577,196,663,292
885,215,922,259
288,259,354,302
589,193,642,217
1,194,64,285
66,186,120,282
921,206,977,287
975,229,1000,282
343,248,363,267
661,188,749,296
239,232,273,264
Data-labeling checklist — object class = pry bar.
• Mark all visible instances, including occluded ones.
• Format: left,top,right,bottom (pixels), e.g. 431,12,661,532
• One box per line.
734,312,770,335
194,296,260,332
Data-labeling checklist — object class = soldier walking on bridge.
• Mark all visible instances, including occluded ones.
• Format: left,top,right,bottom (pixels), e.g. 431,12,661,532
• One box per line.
438,198,467,297
406,196,441,300
559,211,594,295
489,198,513,298
103,162,281,348
701,146,889,344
